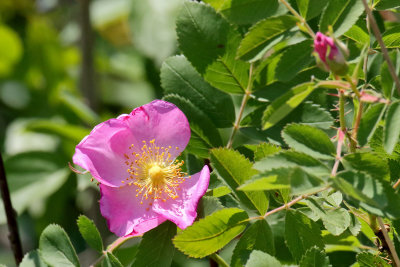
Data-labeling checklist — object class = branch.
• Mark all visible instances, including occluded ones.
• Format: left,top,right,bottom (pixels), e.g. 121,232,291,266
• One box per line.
377,217,400,267
79,0,98,111
226,64,254,148
361,0,400,95
0,152,23,265
249,186,331,220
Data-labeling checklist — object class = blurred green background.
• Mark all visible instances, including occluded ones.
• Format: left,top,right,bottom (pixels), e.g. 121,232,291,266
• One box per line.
0,0,215,266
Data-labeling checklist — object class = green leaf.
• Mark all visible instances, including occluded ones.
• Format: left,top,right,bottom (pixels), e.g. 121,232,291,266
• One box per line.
134,221,176,267
262,82,315,130
160,55,234,128
299,247,331,267
319,0,364,37
58,90,101,126
39,224,80,267
163,94,222,158
305,198,350,235
378,50,400,99
282,124,335,160
374,0,400,10
331,171,387,208
237,15,299,61
358,103,386,147
176,1,230,74
357,252,391,267
300,101,334,130
254,143,282,161
267,40,314,83
290,167,326,195
176,1,250,94
245,250,282,267
202,196,225,216
204,0,281,25
112,244,139,267
285,210,324,262
332,171,400,218
344,18,370,44
0,152,69,224
0,24,22,77
296,0,329,20
348,213,362,236
384,101,400,154
26,120,90,142
173,208,248,258
20,250,48,267
211,148,269,215
231,220,275,267
204,29,250,94
102,253,123,267
239,173,289,192
342,152,389,179
254,151,330,176
77,215,103,253
377,26,400,49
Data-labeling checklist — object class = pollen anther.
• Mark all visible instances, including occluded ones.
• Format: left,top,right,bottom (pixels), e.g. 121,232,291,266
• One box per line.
122,140,186,204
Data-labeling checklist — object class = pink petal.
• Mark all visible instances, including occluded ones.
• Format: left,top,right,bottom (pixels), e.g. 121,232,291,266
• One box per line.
73,119,140,187
152,165,210,229
125,100,191,158
99,184,166,237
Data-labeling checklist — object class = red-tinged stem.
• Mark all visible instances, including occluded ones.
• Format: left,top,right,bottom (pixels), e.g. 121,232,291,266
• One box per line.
246,186,331,221
0,152,23,265
394,178,400,189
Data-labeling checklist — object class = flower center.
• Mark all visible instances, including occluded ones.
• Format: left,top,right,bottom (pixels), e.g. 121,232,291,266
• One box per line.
122,139,189,208
148,165,165,184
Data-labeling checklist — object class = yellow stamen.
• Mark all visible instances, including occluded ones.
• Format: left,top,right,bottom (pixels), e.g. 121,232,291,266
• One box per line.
121,139,186,208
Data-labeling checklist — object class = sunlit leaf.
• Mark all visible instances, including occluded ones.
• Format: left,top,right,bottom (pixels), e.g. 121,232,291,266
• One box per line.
173,208,248,258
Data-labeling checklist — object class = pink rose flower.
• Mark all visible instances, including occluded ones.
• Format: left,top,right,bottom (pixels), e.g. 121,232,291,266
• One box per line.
73,100,210,237
314,32,348,75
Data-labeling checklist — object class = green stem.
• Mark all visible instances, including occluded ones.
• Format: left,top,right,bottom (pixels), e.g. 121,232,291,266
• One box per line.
339,90,346,133
369,214,378,232
226,64,254,148
209,253,230,267
90,235,137,267
278,0,315,38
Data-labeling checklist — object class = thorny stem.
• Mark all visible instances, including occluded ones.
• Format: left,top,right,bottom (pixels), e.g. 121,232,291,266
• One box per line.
278,0,315,38
377,217,400,267
209,253,229,267
227,64,254,148
351,100,363,151
362,0,400,95
0,152,23,265
339,90,346,133
331,129,344,177
90,235,137,267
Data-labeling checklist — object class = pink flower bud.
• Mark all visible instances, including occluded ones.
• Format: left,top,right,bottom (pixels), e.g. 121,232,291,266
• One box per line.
313,32,348,75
